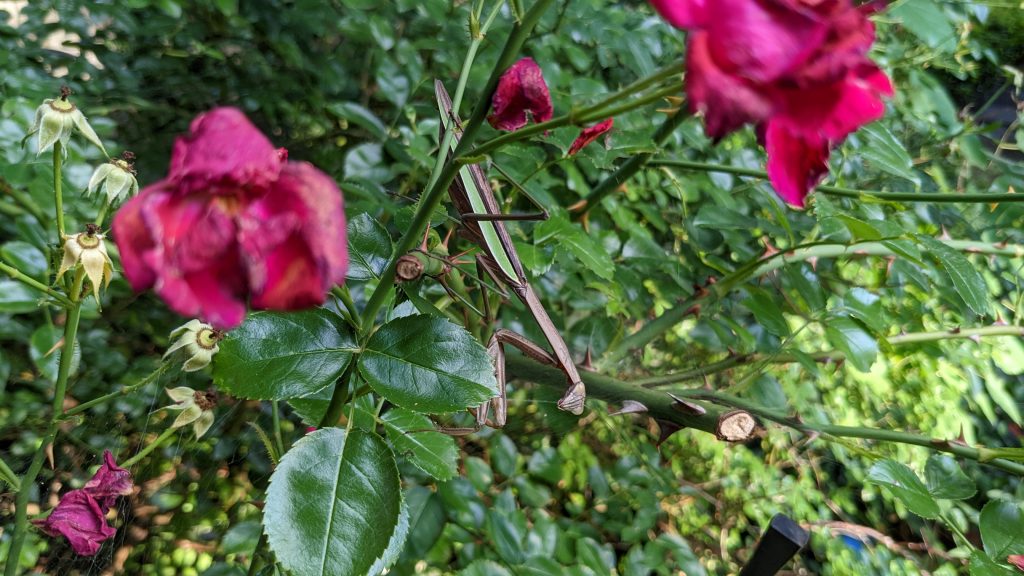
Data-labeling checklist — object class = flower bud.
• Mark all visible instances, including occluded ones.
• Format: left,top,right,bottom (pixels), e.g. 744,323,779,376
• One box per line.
24,86,107,157
163,386,218,439
88,152,139,205
57,224,114,304
163,319,223,372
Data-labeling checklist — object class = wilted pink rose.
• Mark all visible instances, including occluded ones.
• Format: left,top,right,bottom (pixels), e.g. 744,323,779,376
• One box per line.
112,108,348,329
33,490,116,556
650,0,893,207
83,450,133,508
33,451,133,556
488,58,553,132
568,118,614,156
1010,555,1024,572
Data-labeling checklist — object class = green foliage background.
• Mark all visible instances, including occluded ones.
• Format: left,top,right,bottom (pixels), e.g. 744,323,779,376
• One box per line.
0,0,1023,574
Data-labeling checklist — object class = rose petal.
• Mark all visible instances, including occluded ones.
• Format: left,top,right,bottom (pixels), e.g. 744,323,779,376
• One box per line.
648,0,706,28
568,118,614,156
764,121,830,208
488,58,554,132
83,450,133,507
686,32,774,139
111,184,166,292
168,107,282,196
32,490,116,556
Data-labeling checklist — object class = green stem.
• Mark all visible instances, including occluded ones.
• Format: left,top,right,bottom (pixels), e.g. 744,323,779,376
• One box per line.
601,238,1024,366
94,199,110,227
468,81,683,160
575,108,690,218
318,362,357,428
0,260,74,308
639,325,1024,387
332,286,361,331
121,426,178,468
54,141,65,239
673,389,1024,476
359,0,556,331
650,159,1024,204
4,272,84,576
504,353,745,438
271,400,285,456
0,455,21,491
247,532,269,576
60,364,168,419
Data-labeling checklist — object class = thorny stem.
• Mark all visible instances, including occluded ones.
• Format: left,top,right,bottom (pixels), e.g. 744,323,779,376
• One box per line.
0,260,74,308
600,238,1024,366
359,0,555,332
671,389,1024,477
60,363,169,419
318,362,357,428
638,325,1024,387
121,426,178,468
5,271,84,576
504,353,751,440
650,159,1024,204
574,107,691,218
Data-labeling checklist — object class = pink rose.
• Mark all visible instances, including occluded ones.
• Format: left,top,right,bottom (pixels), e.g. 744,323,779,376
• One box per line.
488,58,554,132
650,0,893,207
568,118,614,156
112,108,348,329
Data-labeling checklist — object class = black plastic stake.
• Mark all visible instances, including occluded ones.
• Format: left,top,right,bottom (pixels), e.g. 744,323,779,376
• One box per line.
737,514,809,576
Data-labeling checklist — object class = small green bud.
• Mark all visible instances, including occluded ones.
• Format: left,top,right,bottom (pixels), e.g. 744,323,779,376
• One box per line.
24,86,107,157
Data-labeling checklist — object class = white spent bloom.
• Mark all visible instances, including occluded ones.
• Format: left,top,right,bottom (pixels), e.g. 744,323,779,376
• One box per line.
163,386,217,439
57,225,114,304
163,319,223,372
24,87,107,157
88,154,139,205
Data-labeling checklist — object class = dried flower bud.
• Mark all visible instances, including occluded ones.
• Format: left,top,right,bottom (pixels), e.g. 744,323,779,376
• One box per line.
163,386,218,439
24,87,107,157
88,153,139,205
163,319,223,372
57,225,114,304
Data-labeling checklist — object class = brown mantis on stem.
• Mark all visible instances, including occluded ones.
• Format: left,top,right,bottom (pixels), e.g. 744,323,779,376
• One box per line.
430,79,586,432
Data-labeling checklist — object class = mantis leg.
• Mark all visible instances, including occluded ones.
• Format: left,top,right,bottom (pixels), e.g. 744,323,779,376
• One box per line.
436,328,559,436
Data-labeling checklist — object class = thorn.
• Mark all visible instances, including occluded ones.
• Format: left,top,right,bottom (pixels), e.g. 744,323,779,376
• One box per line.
46,442,54,470
808,256,819,271
655,419,684,446
667,393,707,416
442,226,455,249
45,337,65,358
581,347,595,372
609,400,649,416
939,226,951,241
761,236,780,258
418,227,431,251
567,199,587,213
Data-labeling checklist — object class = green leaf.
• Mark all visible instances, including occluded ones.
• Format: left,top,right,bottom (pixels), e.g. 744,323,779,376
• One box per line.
0,280,41,314
889,0,956,52
924,455,976,500
859,123,920,185
866,460,940,519
213,309,357,401
837,288,884,333
327,102,388,142
487,510,526,565
347,213,392,281
980,501,1024,560
969,551,1017,576
917,235,989,315
264,428,402,576
30,323,80,382
743,291,790,337
1,241,47,279
380,407,458,480
460,560,514,576
535,214,614,280
359,315,498,412
825,317,877,372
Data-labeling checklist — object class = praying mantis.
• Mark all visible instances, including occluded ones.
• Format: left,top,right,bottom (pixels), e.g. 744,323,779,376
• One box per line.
430,79,586,430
